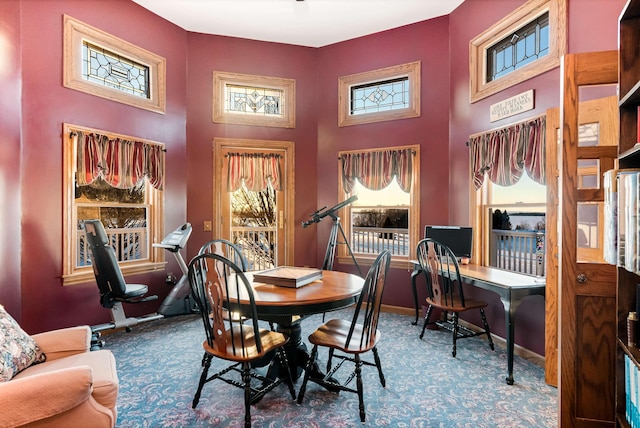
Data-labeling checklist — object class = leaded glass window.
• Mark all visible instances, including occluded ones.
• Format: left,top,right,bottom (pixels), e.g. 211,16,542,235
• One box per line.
82,42,150,99
350,77,410,115
225,85,284,117
486,12,549,82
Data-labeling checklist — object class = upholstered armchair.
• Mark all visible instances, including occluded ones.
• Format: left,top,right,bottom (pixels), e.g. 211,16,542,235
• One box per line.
0,318,119,428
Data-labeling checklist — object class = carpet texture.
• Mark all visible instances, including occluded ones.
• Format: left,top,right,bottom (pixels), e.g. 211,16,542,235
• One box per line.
105,310,557,427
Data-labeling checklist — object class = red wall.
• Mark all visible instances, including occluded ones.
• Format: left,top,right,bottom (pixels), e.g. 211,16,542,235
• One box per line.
11,0,188,332
0,0,22,317
315,17,452,307
185,34,319,267
448,0,626,354
0,0,627,356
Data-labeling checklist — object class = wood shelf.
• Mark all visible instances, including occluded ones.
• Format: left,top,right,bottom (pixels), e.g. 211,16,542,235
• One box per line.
617,1,640,426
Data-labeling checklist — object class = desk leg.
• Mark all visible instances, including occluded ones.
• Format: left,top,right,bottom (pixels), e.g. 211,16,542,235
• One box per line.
500,297,522,385
411,267,421,325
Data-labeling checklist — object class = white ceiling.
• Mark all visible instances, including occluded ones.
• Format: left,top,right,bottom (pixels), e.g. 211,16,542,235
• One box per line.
131,0,465,48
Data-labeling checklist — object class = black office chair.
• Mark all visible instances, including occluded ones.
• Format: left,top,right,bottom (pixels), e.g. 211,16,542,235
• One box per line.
296,250,391,423
188,252,296,428
416,238,494,357
83,219,163,340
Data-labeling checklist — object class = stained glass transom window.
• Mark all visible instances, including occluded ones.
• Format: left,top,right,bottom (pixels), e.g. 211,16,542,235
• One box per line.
225,84,284,117
82,42,150,99
486,12,549,83
350,77,409,115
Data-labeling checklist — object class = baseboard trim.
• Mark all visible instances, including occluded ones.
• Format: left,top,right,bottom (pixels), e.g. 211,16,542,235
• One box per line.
381,304,545,368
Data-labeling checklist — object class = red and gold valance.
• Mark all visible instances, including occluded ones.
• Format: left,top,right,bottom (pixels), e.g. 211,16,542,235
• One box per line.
470,116,546,189
340,148,413,193
75,131,164,190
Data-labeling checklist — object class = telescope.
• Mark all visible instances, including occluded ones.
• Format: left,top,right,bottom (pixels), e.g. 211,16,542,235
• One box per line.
301,195,358,228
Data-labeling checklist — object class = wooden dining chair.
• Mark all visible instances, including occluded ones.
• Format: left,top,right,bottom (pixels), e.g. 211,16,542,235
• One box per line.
416,238,494,357
296,250,391,423
198,238,248,270
188,252,296,428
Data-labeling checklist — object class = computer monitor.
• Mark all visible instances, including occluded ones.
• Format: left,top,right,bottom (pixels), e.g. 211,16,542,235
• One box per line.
424,225,473,259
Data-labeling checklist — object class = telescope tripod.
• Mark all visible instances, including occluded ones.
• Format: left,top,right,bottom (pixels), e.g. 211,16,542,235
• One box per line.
322,217,362,277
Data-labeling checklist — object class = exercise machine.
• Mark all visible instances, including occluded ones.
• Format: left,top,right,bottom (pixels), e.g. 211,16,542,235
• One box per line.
84,219,164,349
154,222,195,317
302,195,362,277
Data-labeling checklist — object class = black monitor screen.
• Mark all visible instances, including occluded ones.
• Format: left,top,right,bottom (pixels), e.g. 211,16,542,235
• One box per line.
424,226,473,259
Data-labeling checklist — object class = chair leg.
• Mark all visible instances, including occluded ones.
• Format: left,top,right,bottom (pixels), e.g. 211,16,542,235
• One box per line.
276,347,297,400
452,313,459,358
242,362,251,428
419,305,433,339
372,346,386,387
480,308,495,350
327,348,334,373
354,354,366,422
192,354,212,408
296,345,318,405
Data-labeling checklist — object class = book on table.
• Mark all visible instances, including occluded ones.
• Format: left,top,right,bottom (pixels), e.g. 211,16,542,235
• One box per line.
252,266,323,288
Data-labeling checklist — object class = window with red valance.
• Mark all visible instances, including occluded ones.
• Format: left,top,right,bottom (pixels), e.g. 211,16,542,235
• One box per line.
470,116,546,189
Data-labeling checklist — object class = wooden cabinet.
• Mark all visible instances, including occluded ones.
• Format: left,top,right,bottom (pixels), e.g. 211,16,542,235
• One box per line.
616,1,640,426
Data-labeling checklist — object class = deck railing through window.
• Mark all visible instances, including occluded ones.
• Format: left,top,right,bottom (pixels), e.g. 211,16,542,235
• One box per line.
77,227,148,267
490,229,545,276
231,226,277,271
352,227,409,256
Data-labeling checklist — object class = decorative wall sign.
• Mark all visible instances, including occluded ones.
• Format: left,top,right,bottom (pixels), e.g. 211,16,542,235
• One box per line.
489,89,534,122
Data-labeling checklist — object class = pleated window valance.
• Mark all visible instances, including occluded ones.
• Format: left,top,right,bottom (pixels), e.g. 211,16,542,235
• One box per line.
470,116,546,189
75,130,164,190
227,152,282,192
340,148,413,193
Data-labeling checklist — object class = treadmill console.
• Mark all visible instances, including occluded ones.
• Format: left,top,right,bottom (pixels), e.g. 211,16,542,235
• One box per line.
153,223,192,252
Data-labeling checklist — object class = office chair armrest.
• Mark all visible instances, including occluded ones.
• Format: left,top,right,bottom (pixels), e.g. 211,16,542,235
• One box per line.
31,325,92,360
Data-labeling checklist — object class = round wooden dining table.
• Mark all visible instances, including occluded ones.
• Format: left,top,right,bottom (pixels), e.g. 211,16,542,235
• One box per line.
229,269,364,388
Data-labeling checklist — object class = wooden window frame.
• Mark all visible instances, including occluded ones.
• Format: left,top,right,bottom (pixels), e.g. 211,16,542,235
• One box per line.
337,144,420,271
469,0,566,103
62,123,165,286
213,72,296,128
338,61,421,127
63,15,166,114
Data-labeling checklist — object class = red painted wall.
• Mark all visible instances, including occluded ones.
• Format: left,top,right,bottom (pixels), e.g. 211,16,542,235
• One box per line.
13,0,188,332
448,0,626,354
315,18,452,308
0,0,626,357
0,0,22,317
185,34,319,267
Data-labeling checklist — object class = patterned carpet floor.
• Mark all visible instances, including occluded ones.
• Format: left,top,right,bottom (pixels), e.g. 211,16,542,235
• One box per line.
104,310,557,427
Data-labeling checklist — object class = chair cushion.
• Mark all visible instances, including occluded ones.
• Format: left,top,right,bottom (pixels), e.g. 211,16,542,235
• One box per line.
13,349,119,410
0,304,46,382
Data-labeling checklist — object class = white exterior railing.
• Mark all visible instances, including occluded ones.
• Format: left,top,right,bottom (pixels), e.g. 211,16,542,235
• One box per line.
490,229,545,276
231,226,277,271
77,227,148,267
352,227,410,256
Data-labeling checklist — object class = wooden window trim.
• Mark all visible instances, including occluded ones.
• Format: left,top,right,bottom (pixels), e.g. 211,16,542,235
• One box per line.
63,15,166,114
213,72,296,128
469,0,567,103
62,123,165,286
336,144,420,271
338,61,421,127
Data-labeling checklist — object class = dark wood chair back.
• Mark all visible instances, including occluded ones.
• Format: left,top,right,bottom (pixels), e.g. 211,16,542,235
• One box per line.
415,237,495,358
416,237,465,309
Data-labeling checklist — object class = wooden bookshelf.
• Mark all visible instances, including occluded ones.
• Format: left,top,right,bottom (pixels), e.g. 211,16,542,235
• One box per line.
617,1,640,426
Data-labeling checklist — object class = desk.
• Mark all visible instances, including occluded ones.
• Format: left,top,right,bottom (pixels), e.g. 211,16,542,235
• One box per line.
235,270,364,382
410,261,545,385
